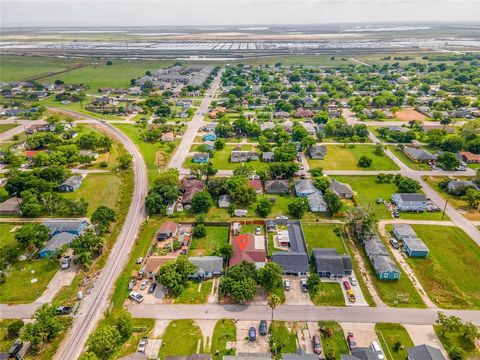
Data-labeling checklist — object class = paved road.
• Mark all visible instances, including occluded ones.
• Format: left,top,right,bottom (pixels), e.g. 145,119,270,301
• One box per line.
168,72,222,172
128,303,480,325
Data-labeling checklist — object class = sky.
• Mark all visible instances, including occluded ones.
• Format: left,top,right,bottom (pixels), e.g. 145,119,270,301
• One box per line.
1,0,479,27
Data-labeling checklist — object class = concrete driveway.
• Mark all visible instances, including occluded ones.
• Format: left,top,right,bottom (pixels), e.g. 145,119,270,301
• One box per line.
339,322,377,348
283,276,313,306
403,324,448,358
236,320,270,353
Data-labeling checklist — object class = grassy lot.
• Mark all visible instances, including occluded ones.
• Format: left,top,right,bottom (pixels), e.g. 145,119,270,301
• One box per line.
63,173,122,217
405,225,480,309
0,223,17,251
175,280,213,304
24,317,72,360
302,223,346,255
348,230,425,308
211,319,236,359
318,321,349,360
0,319,19,351
422,176,480,221
375,323,414,360
0,124,18,134
189,225,229,257
310,282,345,307
0,258,59,304
114,318,155,359
159,320,204,360
269,321,298,358
114,123,177,186
0,55,86,82
307,145,399,171
42,59,172,93
333,176,447,221
41,97,125,120
434,325,480,359
387,146,431,171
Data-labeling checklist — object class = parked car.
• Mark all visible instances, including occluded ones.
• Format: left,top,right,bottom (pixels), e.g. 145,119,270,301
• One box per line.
137,269,145,279
347,290,356,303
248,327,257,341
61,256,71,270
283,279,290,291
346,332,357,350
300,278,308,293
137,337,148,353
56,306,72,315
129,291,144,303
128,277,136,291
312,335,322,354
349,276,357,286
136,257,144,264
370,341,385,360
343,281,351,291
148,283,157,294
259,320,268,336
255,226,262,235
390,238,400,249
140,280,148,290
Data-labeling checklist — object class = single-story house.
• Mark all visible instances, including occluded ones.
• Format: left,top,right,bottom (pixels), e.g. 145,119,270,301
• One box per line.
181,179,205,206
145,255,175,278
306,191,328,212
167,355,212,360
229,233,266,268
403,147,437,163
79,150,99,159
161,132,175,142
188,256,223,280
58,175,83,192
265,180,290,194
203,133,217,141
392,224,417,241
39,232,76,258
218,194,231,208
403,237,429,258
341,348,381,360
312,248,352,278
328,179,354,199
459,151,480,164
294,180,316,197
309,145,327,160
225,355,271,360
193,153,210,163
391,193,428,212
203,123,217,133
42,220,88,236
234,209,248,217
407,345,445,360
282,349,318,360
447,180,479,195
370,255,401,280
203,141,215,151
0,197,22,215
157,221,179,240
262,152,274,163
248,180,263,194
230,151,259,163
260,121,275,131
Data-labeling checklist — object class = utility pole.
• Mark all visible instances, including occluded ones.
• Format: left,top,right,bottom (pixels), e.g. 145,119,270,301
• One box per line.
441,199,448,220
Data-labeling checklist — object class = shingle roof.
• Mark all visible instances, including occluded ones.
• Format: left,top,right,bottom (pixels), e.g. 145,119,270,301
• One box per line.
404,237,429,252
41,232,76,253
394,193,428,202
294,180,316,195
189,256,223,273
371,255,400,275
313,248,351,275
271,221,310,273
407,345,445,360
281,349,318,360
392,224,417,240
404,147,436,161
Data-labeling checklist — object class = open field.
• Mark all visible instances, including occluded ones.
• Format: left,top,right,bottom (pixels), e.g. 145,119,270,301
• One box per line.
41,97,126,120
159,320,203,360
318,321,350,359
308,145,399,171
0,124,18,134
375,323,414,360
189,225,230,257
387,146,431,171
405,225,480,309
0,223,17,251
394,109,427,122
302,223,346,255
333,175,447,221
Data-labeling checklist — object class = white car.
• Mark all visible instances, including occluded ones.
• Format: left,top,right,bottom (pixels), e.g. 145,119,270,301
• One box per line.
129,291,144,303
140,280,148,290
370,341,384,360
349,276,357,286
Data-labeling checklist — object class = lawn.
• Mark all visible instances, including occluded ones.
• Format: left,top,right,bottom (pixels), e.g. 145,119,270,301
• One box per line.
0,319,19,351
0,258,59,304
211,319,236,359
333,176,448,221
114,318,155,359
269,321,298,358
40,97,125,120
63,173,122,217
114,123,177,186
0,223,17,251
405,225,480,309
302,223,347,255
307,145,399,171
0,55,86,82
42,59,172,94
375,323,414,360
175,280,213,304
189,225,230,257
318,321,349,360
0,124,18,134
309,282,345,307
434,325,480,359
387,146,431,171
24,317,72,360
159,320,204,360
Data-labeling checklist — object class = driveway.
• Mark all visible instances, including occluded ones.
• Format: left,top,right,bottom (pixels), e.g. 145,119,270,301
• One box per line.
283,276,313,306
196,320,217,350
235,320,270,353
296,322,317,353
403,324,448,358
327,274,369,307
339,322,377,348
37,266,77,303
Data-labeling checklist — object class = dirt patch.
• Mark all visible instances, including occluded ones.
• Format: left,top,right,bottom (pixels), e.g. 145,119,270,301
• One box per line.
153,320,170,338
236,321,270,353
155,152,165,167
395,109,427,122
195,320,217,351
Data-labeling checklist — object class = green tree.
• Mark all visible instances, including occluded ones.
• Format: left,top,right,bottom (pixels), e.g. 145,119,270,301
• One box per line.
91,206,117,234
324,190,343,215
117,154,133,170
346,206,377,240
309,167,323,177
306,273,320,293
437,152,460,170
257,262,282,292
7,320,24,339
79,352,100,360
256,198,273,217
288,198,309,218
22,304,63,350
115,311,133,341
462,321,480,344
396,177,421,193
463,189,480,209
70,229,104,266
15,223,50,249
214,138,225,150
448,346,464,360
218,244,233,260
87,325,121,358
312,176,330,192
191,191,213,213
436,311,462,335
193,223,206,238
358,155,372,168
156,256,197,296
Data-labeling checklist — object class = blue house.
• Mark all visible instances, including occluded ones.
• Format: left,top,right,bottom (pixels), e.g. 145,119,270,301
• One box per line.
193,152,210,163
403,237,429,258
39,232,76,258
294,180,317,197
42,220,88,236
203,133,217,141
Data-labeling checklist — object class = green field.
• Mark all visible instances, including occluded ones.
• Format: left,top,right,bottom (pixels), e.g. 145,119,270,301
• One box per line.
307,145,399,171
189,225,230,257
63,173,123,217
310,282,345,307
406,225,480,309
387,146,431,171
375,323,414,360
159,320,203,360
318,321,350,360
175,280,213,304
434,325,480,359
0,223,17,251
302,223,346,255
0,124,18,134
333,176,447,221
211,319,236,359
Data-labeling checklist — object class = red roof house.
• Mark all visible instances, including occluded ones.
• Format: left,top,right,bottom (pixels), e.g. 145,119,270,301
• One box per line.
229,233,266,267
248,180,263,194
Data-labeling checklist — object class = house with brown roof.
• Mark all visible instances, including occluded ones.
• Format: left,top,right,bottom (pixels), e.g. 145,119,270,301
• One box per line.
157,221,179,240
459,151,480,164
0,197,22,215
248,180,263,194
161,132,175,142
181,179,205,206
229,233,266,268
145,255,176,278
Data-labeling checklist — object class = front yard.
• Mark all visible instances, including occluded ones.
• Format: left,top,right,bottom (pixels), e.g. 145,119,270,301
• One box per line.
309,282,345,307
211,319,236,359
387,146,431,171
318,321,350,359
375,323,414,360
174,280,214,304
159,320,204,360
307,145,399,171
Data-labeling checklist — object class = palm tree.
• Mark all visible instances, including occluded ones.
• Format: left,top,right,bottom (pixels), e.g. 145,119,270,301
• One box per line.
267,294,281,358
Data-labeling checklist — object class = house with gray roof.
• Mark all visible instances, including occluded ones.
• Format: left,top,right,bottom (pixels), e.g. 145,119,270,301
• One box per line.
39,232,76,258
309,144,327,160
294,179,317,197
306,191,327,212
262,152,274,162
59,175,83,192
447,180,479,195
312,248,352,278
260,121,275,131
407,345,445,360
392,224,417,240
329,179,354,199
403,237,429,258
265,180,290,194
42,220,88,236
364,234,400,280
403,147,437,163
218,194,231,208
281,349,318,360
193,152,210,163
230,151,259,163
341,348,379,360
391,193,428,212
224,354,271,360
188,256,223,280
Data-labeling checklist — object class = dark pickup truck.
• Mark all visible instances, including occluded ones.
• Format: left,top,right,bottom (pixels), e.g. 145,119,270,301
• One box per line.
56,306,73,315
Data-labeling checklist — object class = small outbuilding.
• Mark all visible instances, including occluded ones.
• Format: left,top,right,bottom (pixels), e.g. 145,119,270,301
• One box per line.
403,237,429,258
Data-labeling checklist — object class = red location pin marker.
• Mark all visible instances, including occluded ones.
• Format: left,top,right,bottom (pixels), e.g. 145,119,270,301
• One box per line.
236,234,249,252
